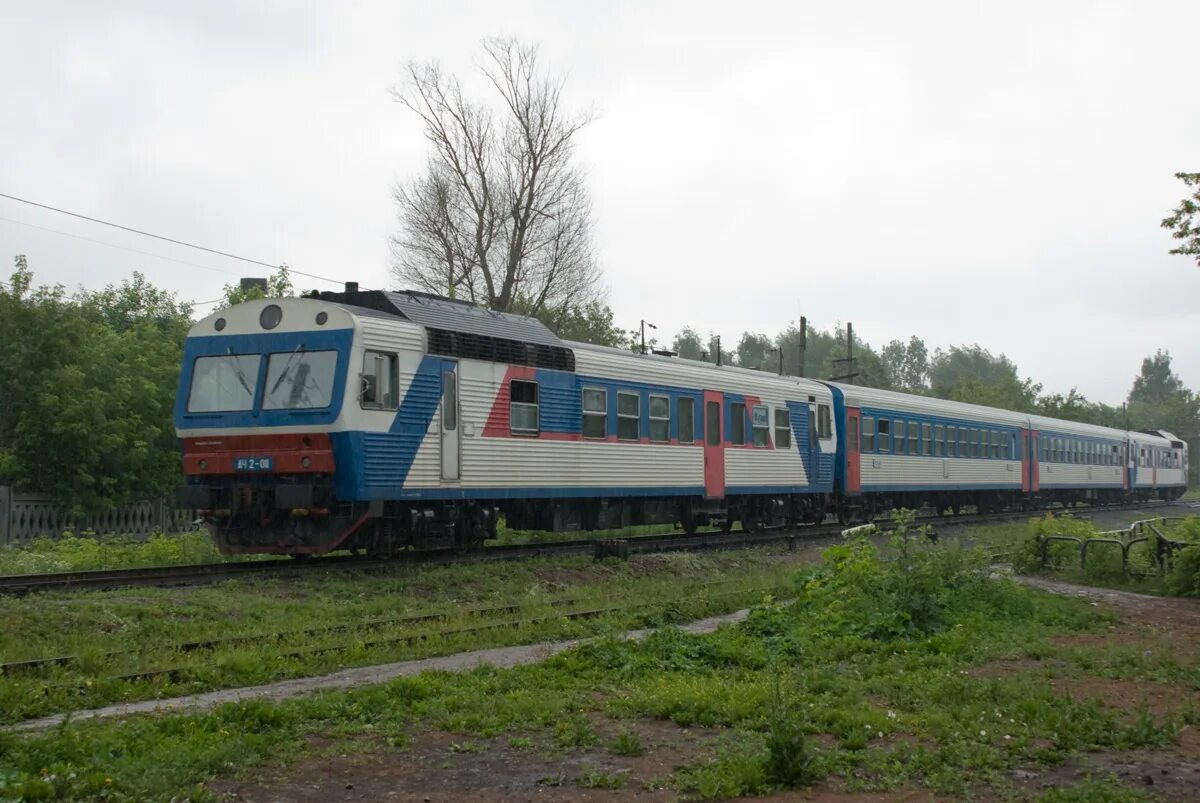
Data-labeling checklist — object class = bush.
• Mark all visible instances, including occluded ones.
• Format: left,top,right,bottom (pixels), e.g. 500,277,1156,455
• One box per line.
800,509,995,639
1165,545,1200,597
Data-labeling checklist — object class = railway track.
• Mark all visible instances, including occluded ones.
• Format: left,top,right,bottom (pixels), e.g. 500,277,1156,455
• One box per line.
0,500,1184,597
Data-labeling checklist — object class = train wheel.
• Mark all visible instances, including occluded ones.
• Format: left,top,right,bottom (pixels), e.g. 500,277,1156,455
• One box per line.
836,505,853,526
679,507,697,535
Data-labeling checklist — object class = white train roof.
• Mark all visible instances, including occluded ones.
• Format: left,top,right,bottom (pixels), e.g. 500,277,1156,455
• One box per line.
825,382,1029,427
1026,414,1130,441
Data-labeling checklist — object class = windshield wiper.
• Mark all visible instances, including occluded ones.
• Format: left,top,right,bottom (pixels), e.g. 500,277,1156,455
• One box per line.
225,349,253,396
269,345,304,396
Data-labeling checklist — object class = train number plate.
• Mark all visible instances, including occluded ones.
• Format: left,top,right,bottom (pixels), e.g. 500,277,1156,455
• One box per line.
234,456,274,472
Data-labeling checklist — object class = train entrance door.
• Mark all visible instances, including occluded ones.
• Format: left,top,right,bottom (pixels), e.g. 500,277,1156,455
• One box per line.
703,390,725,499
440,360,460,480
845,407,861,494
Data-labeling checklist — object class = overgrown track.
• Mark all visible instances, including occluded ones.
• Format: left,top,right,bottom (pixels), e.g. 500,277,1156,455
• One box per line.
0,500,1183,597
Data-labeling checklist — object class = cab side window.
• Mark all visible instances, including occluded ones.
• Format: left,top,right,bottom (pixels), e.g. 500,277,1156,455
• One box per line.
361,351,398,410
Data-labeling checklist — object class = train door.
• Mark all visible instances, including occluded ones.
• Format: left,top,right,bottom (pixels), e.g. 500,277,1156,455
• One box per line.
440,360,460,480
845,407,861,494
1127,440,1136,488
1022,429,1032,492
703,390,725,499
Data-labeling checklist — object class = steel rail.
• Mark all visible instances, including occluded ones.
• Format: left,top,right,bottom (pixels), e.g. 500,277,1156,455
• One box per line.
0,500,1182,597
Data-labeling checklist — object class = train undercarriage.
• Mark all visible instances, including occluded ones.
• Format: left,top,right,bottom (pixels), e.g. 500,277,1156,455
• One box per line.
179,475,1189,558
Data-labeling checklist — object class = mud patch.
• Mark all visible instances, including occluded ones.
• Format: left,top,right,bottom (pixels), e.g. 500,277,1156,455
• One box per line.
214,719,721,802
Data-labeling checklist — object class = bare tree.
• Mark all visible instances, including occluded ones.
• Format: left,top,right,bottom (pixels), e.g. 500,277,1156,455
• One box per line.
391,38,602,316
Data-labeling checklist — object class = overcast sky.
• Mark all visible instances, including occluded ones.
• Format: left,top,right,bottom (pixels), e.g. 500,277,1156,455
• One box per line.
2,1,1197,403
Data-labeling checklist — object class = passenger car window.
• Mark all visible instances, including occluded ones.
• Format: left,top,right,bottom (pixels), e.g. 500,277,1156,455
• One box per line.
751,405,770,447
509,380,537,435
678,397,695,444
878,419,891,452
706,401,720,446
922,424,932,456
775,408,792,449
863,416,876,452
582,388,607,439
617,391,640,441
895,420,906,454
649,394,670,443
818,404,832,439
934,424,944,457
731,402,747,445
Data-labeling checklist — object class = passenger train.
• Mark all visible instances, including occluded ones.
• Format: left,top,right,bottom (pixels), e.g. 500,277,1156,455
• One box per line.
174,288,1189,556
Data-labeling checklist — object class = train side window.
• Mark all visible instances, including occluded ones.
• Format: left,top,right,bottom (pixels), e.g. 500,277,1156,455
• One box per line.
706,400,721,446
878,419,891,451
946,425,956,457
617,391,641,441
776,408,792,449
509,380,538,435
752,405,770,447
909,421,919,455
863,416,876,452
442,371,459,432
922,423,933,456
360,351,398,410
582,388,607,439
960,427,970,457
731,402,747,445
895,420,906,454
818,404,832,439
992,431,1001,459
934,424,944,456
649,394,670,443
678,397,695,444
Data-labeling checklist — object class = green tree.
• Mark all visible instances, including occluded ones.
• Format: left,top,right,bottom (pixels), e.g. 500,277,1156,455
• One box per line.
880,336,930,393
735,332,774,370
817,325,894,389
929,345,1040,411
671,327,705,361
1124,350,1199,481
0,260,189,514
220,266,293,308
530,300,627,347
1161,172,1200,268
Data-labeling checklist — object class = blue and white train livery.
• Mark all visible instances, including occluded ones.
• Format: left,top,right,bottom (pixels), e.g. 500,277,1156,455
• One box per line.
174,288,1189,556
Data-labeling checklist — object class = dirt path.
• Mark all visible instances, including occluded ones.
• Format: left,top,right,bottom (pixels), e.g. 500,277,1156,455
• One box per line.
11,609,751,733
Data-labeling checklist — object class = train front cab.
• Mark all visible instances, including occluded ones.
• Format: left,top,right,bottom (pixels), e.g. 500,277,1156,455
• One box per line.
174,298,366,554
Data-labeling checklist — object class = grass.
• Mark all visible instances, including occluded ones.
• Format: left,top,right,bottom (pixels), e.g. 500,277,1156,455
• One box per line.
0,531,239,575
2,513,1190,801
0,549,803,724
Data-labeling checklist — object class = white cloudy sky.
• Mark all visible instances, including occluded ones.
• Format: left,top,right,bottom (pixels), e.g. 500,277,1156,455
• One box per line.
1,0,1197,403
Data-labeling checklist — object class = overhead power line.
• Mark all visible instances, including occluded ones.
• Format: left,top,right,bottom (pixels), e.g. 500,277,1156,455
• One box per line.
0,191,347,287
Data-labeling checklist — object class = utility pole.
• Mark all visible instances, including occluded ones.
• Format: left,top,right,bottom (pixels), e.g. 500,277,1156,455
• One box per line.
639,320,657,355
798,315,807,377
716,335,722,366
778,347,783,376
828,321,859,383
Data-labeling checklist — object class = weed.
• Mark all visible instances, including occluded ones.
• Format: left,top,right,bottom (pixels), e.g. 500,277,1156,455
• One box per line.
609,727,643,756
673,740,769,800
554,714,598,747
577,767,627,789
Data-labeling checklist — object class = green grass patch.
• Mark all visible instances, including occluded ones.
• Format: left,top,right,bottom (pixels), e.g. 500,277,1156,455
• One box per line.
6,512,1185,801
0,531,240,575
0,549,801,724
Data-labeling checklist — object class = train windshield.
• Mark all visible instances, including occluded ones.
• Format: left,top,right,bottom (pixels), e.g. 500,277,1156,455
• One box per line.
261,349,338,410
187,353,261,412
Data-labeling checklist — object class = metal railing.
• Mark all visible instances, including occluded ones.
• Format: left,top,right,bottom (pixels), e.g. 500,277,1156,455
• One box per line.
0,486,195,545
1035,517,1193,576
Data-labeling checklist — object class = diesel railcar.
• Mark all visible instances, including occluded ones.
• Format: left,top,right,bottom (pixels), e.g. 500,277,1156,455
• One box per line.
174,288,1188,556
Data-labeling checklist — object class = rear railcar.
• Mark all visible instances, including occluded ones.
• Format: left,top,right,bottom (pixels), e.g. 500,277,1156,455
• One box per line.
1128,430,1188,501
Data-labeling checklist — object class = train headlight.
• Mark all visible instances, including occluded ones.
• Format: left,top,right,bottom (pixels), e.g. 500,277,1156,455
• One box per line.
301,456,312,468
259,304,283,330
198,459,208,471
